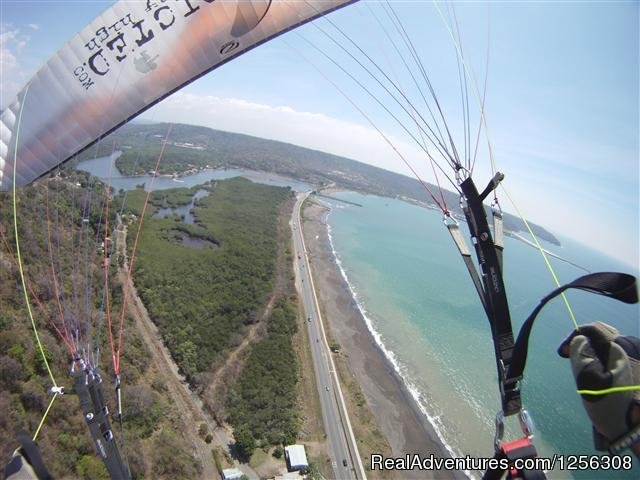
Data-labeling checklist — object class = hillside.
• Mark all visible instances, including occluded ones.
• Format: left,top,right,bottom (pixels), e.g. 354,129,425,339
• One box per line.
1,173,308,478
77,122,560,245
0,175,201,479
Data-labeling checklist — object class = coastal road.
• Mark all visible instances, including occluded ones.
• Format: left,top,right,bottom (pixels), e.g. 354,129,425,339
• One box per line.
292,193,366,480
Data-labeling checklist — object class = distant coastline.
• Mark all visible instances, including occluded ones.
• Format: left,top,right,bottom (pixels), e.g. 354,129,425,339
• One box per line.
76,122,561,247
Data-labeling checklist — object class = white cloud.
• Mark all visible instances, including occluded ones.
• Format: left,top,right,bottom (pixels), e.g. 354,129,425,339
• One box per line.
0,25,30,109
28,23,39,31
0,29,16,44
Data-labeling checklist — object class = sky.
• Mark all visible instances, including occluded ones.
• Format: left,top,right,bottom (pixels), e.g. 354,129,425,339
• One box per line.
1,1,638,270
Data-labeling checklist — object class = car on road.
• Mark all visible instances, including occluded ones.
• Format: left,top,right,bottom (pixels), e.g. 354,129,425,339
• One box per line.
343,459,348,467
307,315,311,322
325,386,329,391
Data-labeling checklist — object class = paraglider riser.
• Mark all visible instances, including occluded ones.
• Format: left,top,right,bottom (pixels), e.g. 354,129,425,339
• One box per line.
71,368,130,479
460,177,521,416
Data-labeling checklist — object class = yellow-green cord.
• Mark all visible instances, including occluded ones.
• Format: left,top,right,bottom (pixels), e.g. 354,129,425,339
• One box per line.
434,0,635,399
32,393,58,441
430,2,574,319
578,386,640,396
501,185,579,331
11,82,58,389
500,190,639,398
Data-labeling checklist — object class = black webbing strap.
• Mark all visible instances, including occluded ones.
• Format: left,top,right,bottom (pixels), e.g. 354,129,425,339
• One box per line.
482,452,506,480
3,431,53,480
460,176,521,416
72,367,131,479
479,173,505,203
17,431,52,480
506,272,638,384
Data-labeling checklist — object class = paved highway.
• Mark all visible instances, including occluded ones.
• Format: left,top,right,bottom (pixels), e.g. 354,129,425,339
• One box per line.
292,193,366,480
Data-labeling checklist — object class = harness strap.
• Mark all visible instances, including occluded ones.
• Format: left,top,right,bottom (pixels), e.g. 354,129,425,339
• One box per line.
460,176,520,415
4,432,52,480
506,272,637,385
492,208,504,271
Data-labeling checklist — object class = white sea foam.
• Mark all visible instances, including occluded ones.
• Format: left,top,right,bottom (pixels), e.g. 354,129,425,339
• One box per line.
324,209,474,479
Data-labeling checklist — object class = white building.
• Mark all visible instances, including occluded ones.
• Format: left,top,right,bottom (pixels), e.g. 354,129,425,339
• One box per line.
284,445,308,472
221,467,244,480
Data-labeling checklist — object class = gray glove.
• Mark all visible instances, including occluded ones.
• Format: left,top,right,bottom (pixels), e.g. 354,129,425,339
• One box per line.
558,322,640,453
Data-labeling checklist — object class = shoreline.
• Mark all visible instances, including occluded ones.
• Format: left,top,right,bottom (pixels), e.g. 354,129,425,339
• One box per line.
325,221,467,467
302,201,466,480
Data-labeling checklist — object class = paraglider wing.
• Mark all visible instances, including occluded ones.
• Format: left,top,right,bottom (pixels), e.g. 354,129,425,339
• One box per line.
0,0,356,191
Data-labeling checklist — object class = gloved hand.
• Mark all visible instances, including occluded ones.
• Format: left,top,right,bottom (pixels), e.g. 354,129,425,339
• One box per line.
558,322,640,455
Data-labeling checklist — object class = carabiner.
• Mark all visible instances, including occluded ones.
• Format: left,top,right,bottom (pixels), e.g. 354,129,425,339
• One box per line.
519,409,536,438
443,212,458,227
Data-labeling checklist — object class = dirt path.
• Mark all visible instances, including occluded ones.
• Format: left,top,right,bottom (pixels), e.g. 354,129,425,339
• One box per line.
203,198,295,421
115,222,259,480
203,295,274,415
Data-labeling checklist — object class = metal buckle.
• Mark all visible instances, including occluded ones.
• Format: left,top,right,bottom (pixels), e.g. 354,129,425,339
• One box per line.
491,198,503,216
50,386,65,395
503,374,522,395
494,408,536,452
519,409,535,438
443,212,458,227
498,360,521,395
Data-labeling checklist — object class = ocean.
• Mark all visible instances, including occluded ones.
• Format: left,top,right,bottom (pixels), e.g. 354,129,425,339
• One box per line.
323,192,639,479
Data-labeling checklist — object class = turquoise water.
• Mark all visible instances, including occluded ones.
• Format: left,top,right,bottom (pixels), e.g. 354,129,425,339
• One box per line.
325,192,639,479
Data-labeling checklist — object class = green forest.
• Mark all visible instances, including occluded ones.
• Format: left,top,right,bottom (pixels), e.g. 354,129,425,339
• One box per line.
227,298,300,459
77,123,223,176
1,172,303,478
121,177,293,383
119,177,304,462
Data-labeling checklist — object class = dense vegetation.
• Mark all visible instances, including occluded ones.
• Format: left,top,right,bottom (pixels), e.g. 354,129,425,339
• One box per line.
120,178,292,383
77,124,223,175
0,175,200,479
78,121,560,245
118,177,304,463
227,299,300,459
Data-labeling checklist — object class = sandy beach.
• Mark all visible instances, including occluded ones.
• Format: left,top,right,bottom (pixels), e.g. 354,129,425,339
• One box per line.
302,201,466,480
